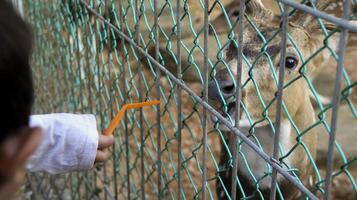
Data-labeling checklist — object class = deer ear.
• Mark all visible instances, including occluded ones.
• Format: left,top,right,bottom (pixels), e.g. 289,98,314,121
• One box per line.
246,0,274,21
305,20,341,70
291,0,343,30
308,21,338,33
315,20,357,31
308,20,357,55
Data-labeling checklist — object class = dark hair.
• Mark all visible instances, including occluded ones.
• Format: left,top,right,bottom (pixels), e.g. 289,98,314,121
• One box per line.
0,1,34,142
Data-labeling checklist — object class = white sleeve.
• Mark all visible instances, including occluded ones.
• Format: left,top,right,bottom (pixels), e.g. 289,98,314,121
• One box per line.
26,113,99,174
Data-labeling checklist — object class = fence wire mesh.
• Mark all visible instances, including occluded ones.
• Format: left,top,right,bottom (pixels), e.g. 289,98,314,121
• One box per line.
21,0,357,199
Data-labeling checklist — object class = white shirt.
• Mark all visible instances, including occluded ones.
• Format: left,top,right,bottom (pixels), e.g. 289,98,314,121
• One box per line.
26,113,99,174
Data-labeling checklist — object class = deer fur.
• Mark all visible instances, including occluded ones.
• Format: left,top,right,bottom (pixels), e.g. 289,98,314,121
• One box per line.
207,0,347,199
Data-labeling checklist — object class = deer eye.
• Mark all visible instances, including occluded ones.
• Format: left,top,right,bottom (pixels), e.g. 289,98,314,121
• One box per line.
285,56,298,69
230,9,240,17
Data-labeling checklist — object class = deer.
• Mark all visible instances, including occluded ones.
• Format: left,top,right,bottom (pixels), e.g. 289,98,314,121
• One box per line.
207,0,349,199
209,0,357,106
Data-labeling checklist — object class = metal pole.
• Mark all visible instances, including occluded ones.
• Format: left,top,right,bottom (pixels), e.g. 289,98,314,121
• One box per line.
269,2,288,200
202,0,209,199
176,0,183,199
324,0,350,199
134,0,145,199
118,0,130,197
231,1,245,199
153,0,162,198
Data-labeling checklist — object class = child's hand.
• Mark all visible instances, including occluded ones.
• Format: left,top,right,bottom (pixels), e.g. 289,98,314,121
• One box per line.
95,134,114,163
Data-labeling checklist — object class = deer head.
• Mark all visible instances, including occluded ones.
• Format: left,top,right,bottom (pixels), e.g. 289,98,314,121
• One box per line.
208,0,342,130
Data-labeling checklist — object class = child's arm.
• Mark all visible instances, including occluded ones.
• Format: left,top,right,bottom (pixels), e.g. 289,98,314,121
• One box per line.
26,113,113,174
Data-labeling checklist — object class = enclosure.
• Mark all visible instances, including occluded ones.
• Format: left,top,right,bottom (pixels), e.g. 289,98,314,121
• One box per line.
15,0,357,199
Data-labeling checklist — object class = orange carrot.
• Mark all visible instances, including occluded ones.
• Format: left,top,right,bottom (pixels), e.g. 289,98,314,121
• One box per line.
103,100,160,135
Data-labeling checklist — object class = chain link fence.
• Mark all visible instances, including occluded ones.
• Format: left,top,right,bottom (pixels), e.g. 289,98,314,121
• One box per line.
20,0,357,199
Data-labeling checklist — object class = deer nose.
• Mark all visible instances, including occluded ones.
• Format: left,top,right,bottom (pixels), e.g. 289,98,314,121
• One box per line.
208,76,235,102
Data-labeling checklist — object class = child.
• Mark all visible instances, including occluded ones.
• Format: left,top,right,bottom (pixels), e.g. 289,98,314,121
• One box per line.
0,1,113,199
